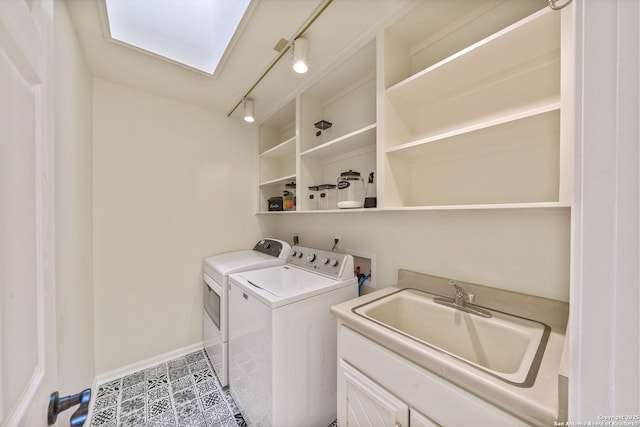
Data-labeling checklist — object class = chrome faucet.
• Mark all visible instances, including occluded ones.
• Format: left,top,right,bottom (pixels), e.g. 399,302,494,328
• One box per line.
433,280,491,317
450,280,474,307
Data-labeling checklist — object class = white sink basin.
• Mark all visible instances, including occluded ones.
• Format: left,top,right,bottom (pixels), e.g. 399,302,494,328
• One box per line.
354,288,549,386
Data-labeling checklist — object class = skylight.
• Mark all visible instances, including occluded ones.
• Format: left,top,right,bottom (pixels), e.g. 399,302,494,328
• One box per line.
105,0,251,75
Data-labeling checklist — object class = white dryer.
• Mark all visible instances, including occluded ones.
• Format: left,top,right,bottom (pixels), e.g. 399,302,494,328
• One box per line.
228,246,357,427
202,238,290,387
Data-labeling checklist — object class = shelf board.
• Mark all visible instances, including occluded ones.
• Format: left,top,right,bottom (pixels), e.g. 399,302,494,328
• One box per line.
259,136,295,160
259,174,296,187
387,7,560,108
386,103,560,158
256,202,570,215
300,124,377,160
257,208,380,215
381,201,571,211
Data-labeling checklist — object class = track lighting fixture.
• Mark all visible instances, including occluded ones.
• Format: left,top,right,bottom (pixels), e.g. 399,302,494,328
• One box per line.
243,98,255,123
292,38,309,74
227,0,334,119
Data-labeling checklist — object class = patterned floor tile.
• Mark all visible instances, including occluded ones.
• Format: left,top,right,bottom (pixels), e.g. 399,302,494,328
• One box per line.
148,410,177,427
172,386,197,406
122,371,145,388
171,375,193,392
194,379,218,397
95,379,121,398
119,408,146,427
175,402,206,426
92,395,117,412
148,397,173,418
169,365,190,381
120,395,145,415
199,391,223,411
192,368,214,384
148,373,169,390
185,351,205,364
188,359,209,372
90,350,254,427
121,382,145,401
90,406,117,426
234,413,248,427
146,364,168,379
167,357,187,371
148,384,171,403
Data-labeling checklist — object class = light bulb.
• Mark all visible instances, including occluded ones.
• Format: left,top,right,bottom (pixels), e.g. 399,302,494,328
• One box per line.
293,38,309,74
243,98,255,123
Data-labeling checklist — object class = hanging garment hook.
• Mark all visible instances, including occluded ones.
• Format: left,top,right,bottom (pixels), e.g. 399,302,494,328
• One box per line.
548,0,572,10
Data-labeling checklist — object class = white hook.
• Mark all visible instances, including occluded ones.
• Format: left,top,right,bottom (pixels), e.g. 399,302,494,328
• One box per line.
548,0,572,10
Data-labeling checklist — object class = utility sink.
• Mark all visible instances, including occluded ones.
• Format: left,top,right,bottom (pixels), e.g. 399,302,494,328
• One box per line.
353,288,550,387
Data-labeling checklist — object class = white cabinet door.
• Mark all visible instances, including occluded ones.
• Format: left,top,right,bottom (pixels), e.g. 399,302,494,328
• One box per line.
339,360,409,427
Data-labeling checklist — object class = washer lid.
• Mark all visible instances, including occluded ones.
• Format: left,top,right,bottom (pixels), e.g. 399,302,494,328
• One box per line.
233,265,356,308
239,265,335,297
203,250,285,280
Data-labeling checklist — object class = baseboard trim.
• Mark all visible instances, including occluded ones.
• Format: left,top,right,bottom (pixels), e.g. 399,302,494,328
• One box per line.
93,341,205,387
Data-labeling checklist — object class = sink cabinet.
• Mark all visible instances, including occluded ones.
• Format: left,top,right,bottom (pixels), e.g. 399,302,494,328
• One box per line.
337,324,530,427
256,0,573,213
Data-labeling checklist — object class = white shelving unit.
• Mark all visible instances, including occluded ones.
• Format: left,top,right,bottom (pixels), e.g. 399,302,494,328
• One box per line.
258,100,296,212
379,0,571,210
257,0,572,214
257,41,378,213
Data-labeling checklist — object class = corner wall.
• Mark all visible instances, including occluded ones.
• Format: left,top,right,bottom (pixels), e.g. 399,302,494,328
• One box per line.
53,0,95,403
92,80,264,374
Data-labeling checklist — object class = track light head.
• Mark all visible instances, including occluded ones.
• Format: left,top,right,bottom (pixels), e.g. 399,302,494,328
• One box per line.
243,98,255,123
293,38,309,74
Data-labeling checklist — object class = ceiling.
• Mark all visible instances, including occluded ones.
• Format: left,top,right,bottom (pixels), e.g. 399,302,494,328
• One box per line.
66,0,418,124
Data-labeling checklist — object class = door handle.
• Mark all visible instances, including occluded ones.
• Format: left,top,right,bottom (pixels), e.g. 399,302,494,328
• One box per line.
48,388,91,426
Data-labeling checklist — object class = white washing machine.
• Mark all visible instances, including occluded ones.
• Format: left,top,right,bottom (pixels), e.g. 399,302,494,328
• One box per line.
228,245,357,427
203,239,290,387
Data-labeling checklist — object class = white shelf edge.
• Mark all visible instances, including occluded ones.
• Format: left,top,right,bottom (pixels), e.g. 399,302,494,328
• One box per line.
256,208,381,215
259,174,296,187
386,102,561,155
259,136,296,159
386,7,557,94
381,201,571,211
255,202,571,215
300,123,377,158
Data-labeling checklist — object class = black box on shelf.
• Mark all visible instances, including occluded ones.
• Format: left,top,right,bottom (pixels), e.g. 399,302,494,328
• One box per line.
268,197,283,211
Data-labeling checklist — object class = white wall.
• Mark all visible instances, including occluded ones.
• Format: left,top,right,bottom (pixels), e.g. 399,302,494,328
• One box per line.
273,209,570,302
92,80,266,374
53,0,95,406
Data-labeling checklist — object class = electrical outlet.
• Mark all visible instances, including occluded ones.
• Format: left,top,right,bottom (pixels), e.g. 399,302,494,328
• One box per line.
332,236,341,251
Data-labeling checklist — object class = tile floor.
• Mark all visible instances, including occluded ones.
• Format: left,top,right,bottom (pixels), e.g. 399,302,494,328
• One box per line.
89,350,245,427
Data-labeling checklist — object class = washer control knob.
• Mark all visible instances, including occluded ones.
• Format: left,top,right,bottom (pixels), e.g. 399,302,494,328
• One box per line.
330,258,339,267
321,257,329,265
290,250,297,258
307,253,316,262
297,252,303,258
